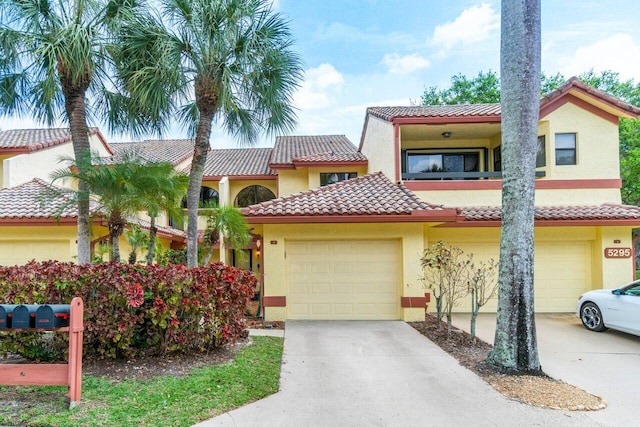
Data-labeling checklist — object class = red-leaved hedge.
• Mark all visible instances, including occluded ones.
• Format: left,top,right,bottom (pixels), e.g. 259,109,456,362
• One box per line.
0,261,256,359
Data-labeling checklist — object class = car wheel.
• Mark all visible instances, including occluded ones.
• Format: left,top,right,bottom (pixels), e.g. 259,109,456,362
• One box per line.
580,302,607,332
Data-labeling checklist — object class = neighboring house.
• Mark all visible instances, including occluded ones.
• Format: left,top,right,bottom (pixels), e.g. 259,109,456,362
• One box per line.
0,128,112,189
0,131,186,265
2,79,639,322
242,78,640,321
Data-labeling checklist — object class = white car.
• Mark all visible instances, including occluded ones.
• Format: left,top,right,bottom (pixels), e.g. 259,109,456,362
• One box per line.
576,280,640,337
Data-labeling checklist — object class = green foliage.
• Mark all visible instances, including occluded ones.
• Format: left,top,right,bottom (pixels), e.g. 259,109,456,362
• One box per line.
0,261,256,359
422,70,501,105
0,336,283,427
201,203,251,265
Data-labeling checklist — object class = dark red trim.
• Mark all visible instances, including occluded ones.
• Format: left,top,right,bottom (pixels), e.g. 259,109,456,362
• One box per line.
401,296,428,308
443,219,640,227
203,175,276,182
263,296,286,307
540,94,619,125
269,163,296,170
404,178,621,191
245,210,457,224
0,147,29,154
394,124,400,183
392,116,501,125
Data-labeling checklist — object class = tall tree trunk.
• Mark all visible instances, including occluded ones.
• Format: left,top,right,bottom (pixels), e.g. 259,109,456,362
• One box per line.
63,90,92,265
186,109,215,268
488,0,542,374
146,216,158,265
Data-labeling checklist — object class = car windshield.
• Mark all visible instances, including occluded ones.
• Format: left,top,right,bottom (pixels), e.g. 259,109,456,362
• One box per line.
620,282,640,296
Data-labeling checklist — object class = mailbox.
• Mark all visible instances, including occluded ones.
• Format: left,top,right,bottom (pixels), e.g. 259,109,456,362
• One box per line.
12,304,39,329
35,304,70,329
0,304,18,329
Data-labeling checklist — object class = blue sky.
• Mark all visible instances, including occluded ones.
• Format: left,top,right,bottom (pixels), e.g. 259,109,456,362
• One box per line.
3,0,640,148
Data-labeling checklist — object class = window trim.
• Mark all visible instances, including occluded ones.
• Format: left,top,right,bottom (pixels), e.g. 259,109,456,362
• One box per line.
555,133,577,166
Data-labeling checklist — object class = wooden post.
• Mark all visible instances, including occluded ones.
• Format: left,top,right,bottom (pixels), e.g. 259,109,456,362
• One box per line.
0,298,84,409
67,297,84,408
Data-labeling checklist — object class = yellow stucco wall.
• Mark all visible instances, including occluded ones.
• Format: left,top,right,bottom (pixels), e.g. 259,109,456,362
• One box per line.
277,169,308,196
360,116,396,180
261,222,426,321
0,225,79,266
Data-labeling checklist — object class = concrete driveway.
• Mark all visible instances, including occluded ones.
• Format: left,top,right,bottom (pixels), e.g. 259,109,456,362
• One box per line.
450,313,640,427
198,321,597,427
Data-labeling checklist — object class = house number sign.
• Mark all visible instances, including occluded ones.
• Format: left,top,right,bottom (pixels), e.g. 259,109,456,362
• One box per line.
604,247,632,258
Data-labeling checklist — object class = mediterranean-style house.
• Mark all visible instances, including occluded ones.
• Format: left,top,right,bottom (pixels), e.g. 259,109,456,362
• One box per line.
1,78,639,321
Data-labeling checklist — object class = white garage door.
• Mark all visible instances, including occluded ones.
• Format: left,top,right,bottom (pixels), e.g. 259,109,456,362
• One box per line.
448,240,591,313
535,241,591,312
286,240,401,320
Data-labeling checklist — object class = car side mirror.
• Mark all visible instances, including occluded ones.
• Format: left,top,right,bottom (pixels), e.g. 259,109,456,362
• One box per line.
612,289,622,295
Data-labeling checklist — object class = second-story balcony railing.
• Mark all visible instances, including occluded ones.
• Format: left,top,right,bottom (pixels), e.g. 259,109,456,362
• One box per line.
402,171,546,180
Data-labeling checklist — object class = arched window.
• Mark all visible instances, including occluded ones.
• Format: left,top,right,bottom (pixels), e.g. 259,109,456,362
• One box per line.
181,186,219,208
234,185,276,207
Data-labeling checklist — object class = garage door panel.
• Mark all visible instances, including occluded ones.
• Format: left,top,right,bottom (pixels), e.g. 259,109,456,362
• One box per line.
287,240,400,320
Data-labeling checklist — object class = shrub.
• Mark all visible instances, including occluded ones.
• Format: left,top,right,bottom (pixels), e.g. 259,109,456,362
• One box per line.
0,261,255,359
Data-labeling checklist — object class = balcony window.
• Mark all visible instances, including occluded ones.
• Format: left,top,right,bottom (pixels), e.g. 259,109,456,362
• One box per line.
536,136,546,167
555,133,576,165
320,172,357,186
404,151,480,178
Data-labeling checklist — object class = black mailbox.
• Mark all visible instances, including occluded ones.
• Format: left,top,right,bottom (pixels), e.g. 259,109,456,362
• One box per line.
0,305,18,329
12,305,39,329
35,304,70,329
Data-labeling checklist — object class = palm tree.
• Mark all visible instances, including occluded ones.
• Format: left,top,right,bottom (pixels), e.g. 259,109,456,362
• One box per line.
111,0,302,267
125,224,148,264
200,203,251,265
0,0,137,264
51,153,188,262
488,0,542,374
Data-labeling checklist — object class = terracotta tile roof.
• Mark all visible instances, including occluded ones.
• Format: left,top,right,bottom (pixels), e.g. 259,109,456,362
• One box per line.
540,77,640,117
459,204,640,222
110,139,195,166
292,151,367,164
0,128,103,153
0,178,88,219
204,148,275,177
271,135,359,166
243,172,451,219
367,104,502,122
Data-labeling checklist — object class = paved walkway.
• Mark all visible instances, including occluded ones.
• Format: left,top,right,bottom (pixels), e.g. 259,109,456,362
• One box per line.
197,321,598,427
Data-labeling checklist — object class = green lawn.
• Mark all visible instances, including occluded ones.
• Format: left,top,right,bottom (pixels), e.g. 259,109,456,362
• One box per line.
0,336,283,427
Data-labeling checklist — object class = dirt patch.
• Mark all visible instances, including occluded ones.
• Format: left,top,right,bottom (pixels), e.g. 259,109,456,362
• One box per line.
409,315,606,411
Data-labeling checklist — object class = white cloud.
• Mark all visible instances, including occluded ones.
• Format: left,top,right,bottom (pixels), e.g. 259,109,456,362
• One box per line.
560,33,640,81
382,53,430,75
428,3,500,53
293,63,344,110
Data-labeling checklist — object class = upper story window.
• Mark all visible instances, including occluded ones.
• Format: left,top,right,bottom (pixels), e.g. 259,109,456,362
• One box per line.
234,185,276,208
320,172,357,186
536,136,546,167
404,151,480,175
181,186,219,208
555,133,577,165
493,147,502,172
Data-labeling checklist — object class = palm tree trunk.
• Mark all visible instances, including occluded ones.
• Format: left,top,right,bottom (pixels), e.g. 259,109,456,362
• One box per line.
186,107,215,268
146,216,158,265
63,90,92,265
488,0,542,374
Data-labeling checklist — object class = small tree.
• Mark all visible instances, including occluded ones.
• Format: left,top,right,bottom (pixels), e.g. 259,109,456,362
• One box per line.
200,204,251,266
421,241,471,336
466,255,499,338
125,225,149,264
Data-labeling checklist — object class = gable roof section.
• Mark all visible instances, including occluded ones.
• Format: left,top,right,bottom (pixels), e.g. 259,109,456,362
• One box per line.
109,139,194,166
455,204,640,226
271,135,364,169
242,172,457,223
0,128,112,154
203,147,276,178
367,104,502,123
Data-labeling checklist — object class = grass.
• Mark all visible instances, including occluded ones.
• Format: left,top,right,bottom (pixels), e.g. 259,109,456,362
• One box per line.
0,336,283,427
